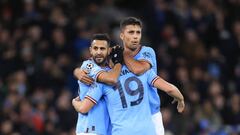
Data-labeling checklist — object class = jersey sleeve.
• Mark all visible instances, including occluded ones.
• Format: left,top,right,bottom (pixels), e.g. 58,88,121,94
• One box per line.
146,69,159,86
85,83,104,104
136,47,156,68
80,60,105,81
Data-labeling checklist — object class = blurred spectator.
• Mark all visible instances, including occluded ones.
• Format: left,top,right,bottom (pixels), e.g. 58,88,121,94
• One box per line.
180,29,207,66
222,93,240,125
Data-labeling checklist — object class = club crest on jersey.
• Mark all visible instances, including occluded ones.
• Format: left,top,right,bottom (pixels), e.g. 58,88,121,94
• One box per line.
143,52,151,59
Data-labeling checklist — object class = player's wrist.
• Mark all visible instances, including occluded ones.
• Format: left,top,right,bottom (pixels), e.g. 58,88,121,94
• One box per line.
178,97,184,102
114,63,122,66
113,60,122,65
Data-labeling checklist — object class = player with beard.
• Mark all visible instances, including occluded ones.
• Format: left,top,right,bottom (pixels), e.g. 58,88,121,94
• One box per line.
74,33,123,135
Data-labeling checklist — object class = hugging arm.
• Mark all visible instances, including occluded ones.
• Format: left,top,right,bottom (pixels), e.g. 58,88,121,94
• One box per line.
72,96,95,114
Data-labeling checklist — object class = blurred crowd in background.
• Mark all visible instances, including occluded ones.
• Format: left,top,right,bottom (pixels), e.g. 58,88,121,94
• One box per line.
0,0,239,135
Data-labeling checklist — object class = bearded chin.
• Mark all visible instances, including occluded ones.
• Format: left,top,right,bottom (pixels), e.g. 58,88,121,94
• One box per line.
130,47,137,51
93,58,106,66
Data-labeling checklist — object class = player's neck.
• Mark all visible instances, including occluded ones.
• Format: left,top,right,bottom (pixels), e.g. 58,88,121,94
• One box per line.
124,46,141,56
99,62,109,68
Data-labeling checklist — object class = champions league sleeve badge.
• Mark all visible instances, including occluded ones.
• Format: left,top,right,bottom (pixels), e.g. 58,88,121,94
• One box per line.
85,63,94,72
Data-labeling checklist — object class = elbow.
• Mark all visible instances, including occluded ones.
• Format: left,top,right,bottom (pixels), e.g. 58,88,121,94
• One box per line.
73,69,78,78
106,78,118,85
77,106,89,114
111,77,118,84
73,68,78,74
131,69,144,76
73,102,89,114
73,68,81,79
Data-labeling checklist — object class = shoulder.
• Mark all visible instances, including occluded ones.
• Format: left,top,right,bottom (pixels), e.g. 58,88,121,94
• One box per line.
139,46,156,59
81,60,98,70
141,46,155,52
81,60,92,67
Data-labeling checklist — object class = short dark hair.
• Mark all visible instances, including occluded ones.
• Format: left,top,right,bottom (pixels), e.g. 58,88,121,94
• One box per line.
120,17,143,31
91,33,110,46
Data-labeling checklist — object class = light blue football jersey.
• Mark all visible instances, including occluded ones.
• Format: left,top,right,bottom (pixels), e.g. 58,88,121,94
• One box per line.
134,46,160,114
86,65,158,135
76,59,111,135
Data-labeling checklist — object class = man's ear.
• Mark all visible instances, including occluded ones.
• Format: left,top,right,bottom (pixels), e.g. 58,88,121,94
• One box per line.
89,46,92,55
120,33,124,40
108,47,111,55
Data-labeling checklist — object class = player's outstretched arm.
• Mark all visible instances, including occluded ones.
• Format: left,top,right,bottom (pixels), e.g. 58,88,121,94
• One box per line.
72,96,95,114
153,77,185,113
74,68,94,85
123,51,151,75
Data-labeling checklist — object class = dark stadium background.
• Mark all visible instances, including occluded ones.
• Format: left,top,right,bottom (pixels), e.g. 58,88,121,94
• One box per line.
0,0,239,134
